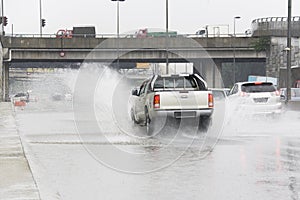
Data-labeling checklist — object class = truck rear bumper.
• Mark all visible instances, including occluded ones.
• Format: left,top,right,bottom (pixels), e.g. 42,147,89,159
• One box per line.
151,109,213,119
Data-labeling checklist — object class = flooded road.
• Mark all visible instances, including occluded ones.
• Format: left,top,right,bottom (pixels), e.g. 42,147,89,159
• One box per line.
11,67,300,200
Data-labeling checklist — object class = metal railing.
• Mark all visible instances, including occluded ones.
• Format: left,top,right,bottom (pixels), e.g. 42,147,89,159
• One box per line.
252,16,300,23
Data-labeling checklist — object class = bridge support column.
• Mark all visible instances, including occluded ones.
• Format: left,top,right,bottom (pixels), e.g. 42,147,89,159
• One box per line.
0,62,9,102
213,61,224,88
3,63,9,101
193,59,223,88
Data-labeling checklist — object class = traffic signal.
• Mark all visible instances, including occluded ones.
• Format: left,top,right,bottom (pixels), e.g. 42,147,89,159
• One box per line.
41,19,46,27
3,16,7,26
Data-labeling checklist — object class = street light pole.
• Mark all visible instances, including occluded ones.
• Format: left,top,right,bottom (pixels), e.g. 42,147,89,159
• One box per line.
233,16,241,83
286,0,292,104
1,0,4,35
39,0,42,37
165,0,169,74
116,0,120,38
111,0,125,69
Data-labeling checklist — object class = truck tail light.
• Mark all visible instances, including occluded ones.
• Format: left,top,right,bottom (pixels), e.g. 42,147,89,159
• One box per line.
154,94,160,109
208,93,214,108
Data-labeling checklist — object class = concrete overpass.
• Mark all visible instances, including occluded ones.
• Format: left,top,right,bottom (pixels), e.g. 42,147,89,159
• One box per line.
252,16,300,37
1,36,265,62
0,36,266,101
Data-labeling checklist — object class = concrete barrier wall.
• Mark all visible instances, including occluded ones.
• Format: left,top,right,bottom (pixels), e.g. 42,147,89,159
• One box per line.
1,36,261,49
252,18,300,37
0,36,265,63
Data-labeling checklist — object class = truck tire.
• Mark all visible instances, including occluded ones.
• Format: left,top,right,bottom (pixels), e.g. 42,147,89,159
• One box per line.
199,116,212,132
130,109,138,124
145,108,153,136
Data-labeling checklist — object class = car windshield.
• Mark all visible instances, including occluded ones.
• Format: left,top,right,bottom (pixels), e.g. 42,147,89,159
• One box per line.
241,82,276,93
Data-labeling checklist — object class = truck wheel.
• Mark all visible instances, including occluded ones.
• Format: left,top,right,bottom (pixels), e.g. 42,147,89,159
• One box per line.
131,109,138,124
199,116,212,132
145,109,153,136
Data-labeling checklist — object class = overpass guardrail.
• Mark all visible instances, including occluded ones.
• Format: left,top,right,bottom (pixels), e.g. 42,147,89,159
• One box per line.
3,32,251,39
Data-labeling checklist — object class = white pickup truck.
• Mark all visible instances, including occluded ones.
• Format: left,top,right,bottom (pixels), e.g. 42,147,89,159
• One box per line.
130,74,214,134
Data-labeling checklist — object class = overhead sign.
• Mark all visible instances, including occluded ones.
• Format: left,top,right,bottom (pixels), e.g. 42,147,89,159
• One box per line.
136,63,150,69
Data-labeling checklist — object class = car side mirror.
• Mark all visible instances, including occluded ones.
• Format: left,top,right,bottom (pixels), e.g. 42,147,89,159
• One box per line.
131,88,139,96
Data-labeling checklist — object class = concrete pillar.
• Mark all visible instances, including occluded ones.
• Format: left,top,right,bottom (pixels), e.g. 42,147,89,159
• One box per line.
0,43,3,102
214,61,224,88
202,60,224,88
0,64,8,101
3,62,9,101
194,59,224,88
193,59,204,76
203,60,213,87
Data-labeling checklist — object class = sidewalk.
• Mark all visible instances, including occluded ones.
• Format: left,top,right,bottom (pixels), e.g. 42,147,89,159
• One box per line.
0,102,40,200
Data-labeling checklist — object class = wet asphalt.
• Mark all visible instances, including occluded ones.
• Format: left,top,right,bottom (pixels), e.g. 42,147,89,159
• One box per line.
7,69,300,200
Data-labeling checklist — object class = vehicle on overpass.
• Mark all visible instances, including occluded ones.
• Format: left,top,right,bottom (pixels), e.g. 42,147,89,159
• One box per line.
56,26,96,38
56,29,73,38
135,28,177,38
195,24,229,37
72,26,96,37
129,73,214,135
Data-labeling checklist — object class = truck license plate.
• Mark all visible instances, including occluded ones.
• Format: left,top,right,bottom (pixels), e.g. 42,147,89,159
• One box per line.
174,111,196,118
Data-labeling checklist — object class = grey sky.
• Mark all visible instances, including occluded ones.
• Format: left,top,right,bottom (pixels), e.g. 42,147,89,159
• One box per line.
4,0,300,35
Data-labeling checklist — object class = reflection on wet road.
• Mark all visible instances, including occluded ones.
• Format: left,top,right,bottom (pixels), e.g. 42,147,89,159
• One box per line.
12,68,300,200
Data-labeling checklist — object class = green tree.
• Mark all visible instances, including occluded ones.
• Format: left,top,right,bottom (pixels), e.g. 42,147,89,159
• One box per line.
251,36,271,52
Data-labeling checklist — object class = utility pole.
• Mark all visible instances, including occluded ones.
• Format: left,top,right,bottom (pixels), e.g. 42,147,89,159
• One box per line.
116,0,120,68
286,0,292,104
165,0,169,74
1,0,4,35
233,16,241,83
39,0,42,36
111,0,125,69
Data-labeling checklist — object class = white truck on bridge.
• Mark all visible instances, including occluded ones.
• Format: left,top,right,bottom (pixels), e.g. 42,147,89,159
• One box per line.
195,24,229,37
130,74,214,135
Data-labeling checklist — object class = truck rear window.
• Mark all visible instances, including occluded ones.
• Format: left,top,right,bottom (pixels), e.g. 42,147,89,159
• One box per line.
154,76,200,90
241,82,276,93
